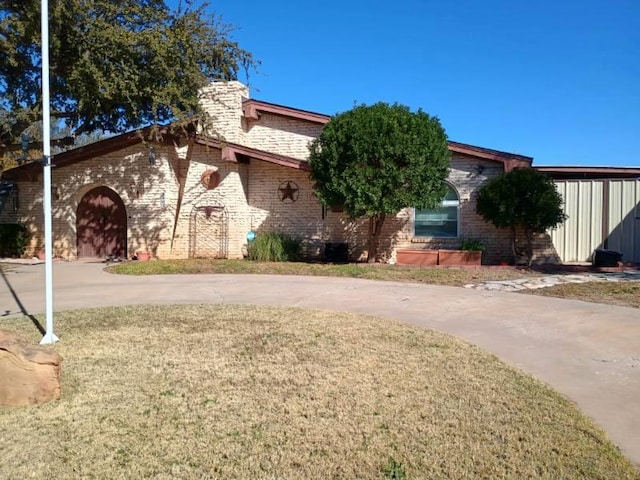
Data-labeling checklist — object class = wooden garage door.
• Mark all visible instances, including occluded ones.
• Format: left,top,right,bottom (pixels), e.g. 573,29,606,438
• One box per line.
76,186,127,258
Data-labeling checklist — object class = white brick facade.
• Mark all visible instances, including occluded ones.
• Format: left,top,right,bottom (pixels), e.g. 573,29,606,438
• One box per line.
1,81,535,264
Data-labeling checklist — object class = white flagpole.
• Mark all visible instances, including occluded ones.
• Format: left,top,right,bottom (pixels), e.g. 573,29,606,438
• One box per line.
40,0,58,344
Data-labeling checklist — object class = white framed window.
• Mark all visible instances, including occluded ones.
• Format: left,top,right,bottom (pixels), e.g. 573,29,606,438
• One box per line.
414,184,460,238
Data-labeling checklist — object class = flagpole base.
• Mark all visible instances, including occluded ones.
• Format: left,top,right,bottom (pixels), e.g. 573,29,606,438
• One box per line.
40,332,59,345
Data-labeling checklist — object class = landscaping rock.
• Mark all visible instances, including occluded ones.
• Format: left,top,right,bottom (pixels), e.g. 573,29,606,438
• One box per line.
0,330,62,406
466,270,640,291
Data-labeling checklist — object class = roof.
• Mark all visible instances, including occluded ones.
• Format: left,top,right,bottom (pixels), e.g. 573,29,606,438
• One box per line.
536,166,640,180
447,141,532,170
1,126,172,181
242,99,331,124
194,136,310,171
2,99,535,179
242,99,532,170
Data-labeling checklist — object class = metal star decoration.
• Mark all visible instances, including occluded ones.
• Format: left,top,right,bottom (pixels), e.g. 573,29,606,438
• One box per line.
278,181,299,202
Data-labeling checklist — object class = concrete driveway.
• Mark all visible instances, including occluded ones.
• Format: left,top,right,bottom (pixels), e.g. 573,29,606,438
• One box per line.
2,261,639,466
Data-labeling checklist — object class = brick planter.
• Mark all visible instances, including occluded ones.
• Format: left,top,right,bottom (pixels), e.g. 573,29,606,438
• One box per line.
438,249,482,266
396,249,438,266
136,251,151,261
396,249,483,266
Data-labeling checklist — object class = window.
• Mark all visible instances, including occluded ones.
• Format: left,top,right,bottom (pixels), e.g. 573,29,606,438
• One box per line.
414,184,459,238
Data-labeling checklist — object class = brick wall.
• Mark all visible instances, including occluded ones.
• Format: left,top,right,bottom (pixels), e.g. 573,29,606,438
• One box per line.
321,156,515,264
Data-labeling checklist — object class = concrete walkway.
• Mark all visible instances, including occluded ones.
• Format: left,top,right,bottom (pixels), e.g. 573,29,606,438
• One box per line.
1,261,639,466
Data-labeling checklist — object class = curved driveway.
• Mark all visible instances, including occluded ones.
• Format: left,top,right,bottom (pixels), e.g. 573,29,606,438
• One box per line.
2,261,639,466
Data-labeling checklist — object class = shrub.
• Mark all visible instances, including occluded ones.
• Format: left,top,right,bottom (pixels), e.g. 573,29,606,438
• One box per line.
247,232,302,262
0,223,29,257
460,238,485,251
476,168,566,265
309,102,450,262
381,456,407,479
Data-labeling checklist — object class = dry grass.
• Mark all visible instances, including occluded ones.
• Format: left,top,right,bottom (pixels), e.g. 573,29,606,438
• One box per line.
525,281,640,308
107,259,541,287
106,260,640,309
1,305,637,479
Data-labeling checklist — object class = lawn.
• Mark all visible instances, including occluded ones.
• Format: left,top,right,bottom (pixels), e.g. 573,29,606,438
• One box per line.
107,258,541,286
1,305,637,479
107,259,640,309
526,281,640,308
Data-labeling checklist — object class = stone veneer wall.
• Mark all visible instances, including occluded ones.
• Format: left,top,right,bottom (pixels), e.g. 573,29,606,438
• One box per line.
200,81,323,161
0,142,520,263
245,161,326,257
1,145,180,259
198,81,248,144
242,113,324,160
196,82,521,263
168,144,248,259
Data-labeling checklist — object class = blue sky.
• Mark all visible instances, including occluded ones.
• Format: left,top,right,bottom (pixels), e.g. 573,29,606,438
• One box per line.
210,0,638,167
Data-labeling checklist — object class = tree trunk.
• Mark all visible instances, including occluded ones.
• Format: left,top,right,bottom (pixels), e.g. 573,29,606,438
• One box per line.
524,228,534,266
367,214,386,263
510,225,518,265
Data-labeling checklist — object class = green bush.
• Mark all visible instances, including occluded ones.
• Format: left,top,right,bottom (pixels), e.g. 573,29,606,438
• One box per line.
247,232,302,262
460,238,485,251
476,167,566,265
0,223,29,258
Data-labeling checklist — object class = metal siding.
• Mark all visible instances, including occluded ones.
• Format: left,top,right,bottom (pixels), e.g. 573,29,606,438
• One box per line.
565,181,579,261
608,181,622,253
550,179,640,264
550,180,604,262
636,181,640,262
590,182,604,258
550,182,567,260
608,180,640,262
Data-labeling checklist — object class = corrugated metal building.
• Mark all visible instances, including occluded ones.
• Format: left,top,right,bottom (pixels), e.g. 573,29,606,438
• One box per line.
537,167,640,263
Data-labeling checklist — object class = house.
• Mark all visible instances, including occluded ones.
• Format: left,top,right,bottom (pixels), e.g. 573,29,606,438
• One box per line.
0,81,580,264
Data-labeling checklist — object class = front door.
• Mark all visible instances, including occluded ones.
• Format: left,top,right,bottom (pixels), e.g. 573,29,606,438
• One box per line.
76,186,127,258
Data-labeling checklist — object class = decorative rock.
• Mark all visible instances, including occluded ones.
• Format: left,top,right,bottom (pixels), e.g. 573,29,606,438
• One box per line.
0,330,62,406
467,270,640,291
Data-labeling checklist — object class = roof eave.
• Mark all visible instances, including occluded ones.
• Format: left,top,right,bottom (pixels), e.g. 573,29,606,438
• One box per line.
242,99,330,125
194,136,311,172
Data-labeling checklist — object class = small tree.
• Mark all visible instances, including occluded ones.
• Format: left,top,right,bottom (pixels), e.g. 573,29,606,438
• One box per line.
309,102,450,262
476,167,567,265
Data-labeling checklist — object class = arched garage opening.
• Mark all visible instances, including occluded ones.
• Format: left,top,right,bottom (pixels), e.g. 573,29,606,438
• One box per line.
76,186,127,258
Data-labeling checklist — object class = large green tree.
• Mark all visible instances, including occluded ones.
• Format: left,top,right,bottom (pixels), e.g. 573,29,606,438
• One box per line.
476,167,567,265
0,0,254,161
309,102,450,262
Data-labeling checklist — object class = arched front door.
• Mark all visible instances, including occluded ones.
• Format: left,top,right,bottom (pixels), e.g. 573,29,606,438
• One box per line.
76,186,127,258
